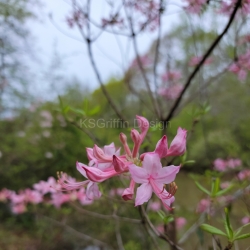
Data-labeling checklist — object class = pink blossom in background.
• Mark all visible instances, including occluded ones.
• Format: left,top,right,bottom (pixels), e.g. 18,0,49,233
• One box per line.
148,201,161,211
161,71,182,82
11,203,27,214
238,169,250,180
228,50,250,80
158,85,183,100
156,224,164,234
189,56,212,66
196,199,210,213
101,15,124,28
50,193,70,208
213,158,227,171
109,188,124,197
176,217,187,230
33,177,60,195
24,189,43,204
219,0,250,15
130,55,151,69
213,158,241,172
241,216,250,224
184,0,207,14
227,158,241,169
0,189,11,202
220,182,231,189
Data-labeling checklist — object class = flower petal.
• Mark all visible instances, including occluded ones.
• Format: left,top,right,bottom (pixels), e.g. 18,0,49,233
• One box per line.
142,153,162,175
135,183,153,206
156,165,180,184
154,135,168,158
129,164,149,183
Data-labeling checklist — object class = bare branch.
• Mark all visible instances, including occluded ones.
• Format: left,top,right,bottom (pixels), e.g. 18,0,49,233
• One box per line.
164,0,242,124
71,202,141,224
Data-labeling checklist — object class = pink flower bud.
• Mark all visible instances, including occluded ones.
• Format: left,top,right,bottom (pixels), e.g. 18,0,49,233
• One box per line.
131,129,141,157
93,145,112,162
136,115,149,141
167,127,187,156
154,135,168,158
79,164,117,182
113,155,128,173
122,180,135,201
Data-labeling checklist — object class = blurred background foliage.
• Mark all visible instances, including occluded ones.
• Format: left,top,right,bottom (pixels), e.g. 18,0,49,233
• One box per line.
0,0,250,249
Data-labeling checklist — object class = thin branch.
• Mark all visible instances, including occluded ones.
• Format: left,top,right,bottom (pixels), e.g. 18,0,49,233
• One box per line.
40,214,113,249
123,1,161,118
153,0,164,117
71,0,127,123
71,202,141,224
163,0,242,124
138,205,184,250
113,209,125,250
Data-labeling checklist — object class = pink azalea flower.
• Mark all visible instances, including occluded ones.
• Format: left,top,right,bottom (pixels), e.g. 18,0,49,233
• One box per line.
238,169,250,180
241,216,250,225
122,180,135,201
227,158,241,169
176,217,187,230
129,153,180,210
24,189,43,204
158,85,183,100
189,56,212,66
167,127,187,156
140,127,187,159
213,158,227,172
161,71,182,82
184,0,207,14
196,198,210,213
11,203,27,214
33,177,59,195
0,188,11,202
148,201,161,211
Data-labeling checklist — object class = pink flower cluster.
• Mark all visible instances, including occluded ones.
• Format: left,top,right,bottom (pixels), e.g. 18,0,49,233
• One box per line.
238,169,250,180
0,177,93,214
184,0,207,14
158,71,183,100
241,216,250,225
189,56,212,67
228,50,250,81
158,85,183,100
213,158,241,172
219,0,250,15
59,115,187,210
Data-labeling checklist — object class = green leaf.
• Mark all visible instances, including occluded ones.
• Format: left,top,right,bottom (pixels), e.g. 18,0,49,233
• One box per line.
224,208,234,240
183,160,195,166
200,224,227,236
215,185,234,197
234,233,250,240
211,178,220,197
235,223,250,237
88,105,100,116
69,107,85,116
195,181,211,196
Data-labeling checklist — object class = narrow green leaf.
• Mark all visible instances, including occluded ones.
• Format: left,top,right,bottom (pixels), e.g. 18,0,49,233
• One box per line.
200,224,227,236
183,160,195,165
235,223,250,237
224,208,234,240
88,106,100,116
195,181,211,196
69,107,85,116
215,185,234,197
212,178,220,196
234,233,250,240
